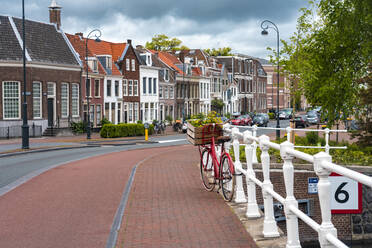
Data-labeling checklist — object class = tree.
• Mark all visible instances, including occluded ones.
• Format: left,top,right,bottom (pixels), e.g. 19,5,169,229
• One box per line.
280,0,372,124
145,34,189,51
204,47,233,56
211,99,225,114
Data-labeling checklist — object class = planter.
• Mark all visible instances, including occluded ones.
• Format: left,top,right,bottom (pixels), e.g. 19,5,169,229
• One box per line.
187,122,223,145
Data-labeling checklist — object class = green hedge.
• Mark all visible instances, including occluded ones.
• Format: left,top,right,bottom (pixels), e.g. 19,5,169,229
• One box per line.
100,123,154,138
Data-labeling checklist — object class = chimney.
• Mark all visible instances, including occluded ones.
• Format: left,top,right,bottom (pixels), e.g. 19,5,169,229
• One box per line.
49,0,62,29
75,32,83,37
127,39,132,46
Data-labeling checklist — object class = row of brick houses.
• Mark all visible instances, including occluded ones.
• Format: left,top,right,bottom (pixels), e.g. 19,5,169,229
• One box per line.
0,0,271,136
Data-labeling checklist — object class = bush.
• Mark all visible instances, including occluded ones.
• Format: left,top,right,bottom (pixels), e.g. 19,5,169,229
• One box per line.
99,117,111,126
306,131,319,145
268,112,275,119
100,123,154,138
165,115,173,123
70,121,86,134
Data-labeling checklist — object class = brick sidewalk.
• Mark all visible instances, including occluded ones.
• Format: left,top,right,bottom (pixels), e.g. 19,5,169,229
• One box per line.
117,145,258,248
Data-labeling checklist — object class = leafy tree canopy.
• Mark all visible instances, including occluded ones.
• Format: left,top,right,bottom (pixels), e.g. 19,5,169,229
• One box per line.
145,34,189,51
280,0,372,124
204,47,233,56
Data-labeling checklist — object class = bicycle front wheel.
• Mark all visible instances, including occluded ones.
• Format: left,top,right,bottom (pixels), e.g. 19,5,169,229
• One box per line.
219,154,235,201
200,149,215,191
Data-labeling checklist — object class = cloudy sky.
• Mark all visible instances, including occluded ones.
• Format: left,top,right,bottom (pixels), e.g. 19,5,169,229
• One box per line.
2,0,309,59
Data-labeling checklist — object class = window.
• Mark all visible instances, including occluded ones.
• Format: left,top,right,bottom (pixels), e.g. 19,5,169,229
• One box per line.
96,105,101,125
142,77,147,94
95,79,100,97
86,78,91,97
129,103,133,122
131,59,135,71
164,86,168,99
134,80,138,96
61,83,69,118
134,102,138,122
32,82,42,119
106,80,111,97
148,78,152,94
71,84,79,117
164,69,169,81
128,80,133,96
90,105,94,125
93,60,97,72
126,58,130,71
115,80,119,97
123,79,127,96
159,86,163,98
107,56,112,69
153,78,157,94
169,86,174,99
3,81,20,119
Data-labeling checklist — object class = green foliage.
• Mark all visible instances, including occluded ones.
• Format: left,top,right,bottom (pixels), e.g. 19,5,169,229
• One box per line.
145,34,189,51
280,0,372,125
268,112,275,119
188,111,222,127
70,121,86,134
100,123,154,138
99,117,111,126
204,47,233,56
211,99,225,114
225,112,231,119
165,115,173,123
137,120,143,124
306,131,319,145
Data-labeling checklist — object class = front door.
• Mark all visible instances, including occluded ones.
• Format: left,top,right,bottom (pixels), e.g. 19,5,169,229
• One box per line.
47,98,54,127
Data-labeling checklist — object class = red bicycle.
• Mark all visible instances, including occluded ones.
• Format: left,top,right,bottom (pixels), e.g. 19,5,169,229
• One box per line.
198,132,236,201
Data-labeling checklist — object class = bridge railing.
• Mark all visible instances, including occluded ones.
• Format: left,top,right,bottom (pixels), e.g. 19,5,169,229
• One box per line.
222,124,372,248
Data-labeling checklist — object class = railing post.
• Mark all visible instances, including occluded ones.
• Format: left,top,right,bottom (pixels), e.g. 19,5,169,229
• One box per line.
259,135,280,237
243,130,260,218
286,126,291,142
232,127,246,203
252,125,258,164
324,128,330,154
280,141,301,248
313,152,337,248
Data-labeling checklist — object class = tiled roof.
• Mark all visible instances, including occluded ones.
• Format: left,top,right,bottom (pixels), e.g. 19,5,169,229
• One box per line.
152,50,184,75
0,15,79,66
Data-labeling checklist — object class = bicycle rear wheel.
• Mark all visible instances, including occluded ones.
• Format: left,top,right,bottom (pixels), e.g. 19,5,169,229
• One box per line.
200,148,215,191
219,154,235,201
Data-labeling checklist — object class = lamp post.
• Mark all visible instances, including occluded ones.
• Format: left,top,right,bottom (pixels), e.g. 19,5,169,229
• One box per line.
261,20,280,141
85,29,101,139
21,0,29,149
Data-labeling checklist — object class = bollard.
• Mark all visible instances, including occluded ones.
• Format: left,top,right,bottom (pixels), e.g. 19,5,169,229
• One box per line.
243,130,260,218
145,128,148,141
324,128,330,154
232,127,246,203
259,135,280,237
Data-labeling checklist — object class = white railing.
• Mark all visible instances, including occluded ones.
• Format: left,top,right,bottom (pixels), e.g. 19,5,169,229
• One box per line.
223,124,372,248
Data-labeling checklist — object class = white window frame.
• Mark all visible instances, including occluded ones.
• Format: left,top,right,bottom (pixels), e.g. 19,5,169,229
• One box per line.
164,69,169,81
131,59,135,71
164,86,168,99
123,79,127,96
32,81,42,119
126,58,130,71
71,83,79,117
129,102,133,122
61,83,69,118
94,79,100,97
2,81,21,119
134,80,138,96
134,102,138,122
115,80,119,97
96,104,101,125
106,80,112,97
128,80,133,96
159,86,163,98
153,78,157,95
169,86,174,99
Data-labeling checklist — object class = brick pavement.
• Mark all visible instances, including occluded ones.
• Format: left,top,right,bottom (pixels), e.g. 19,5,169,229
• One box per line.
117,145,258,248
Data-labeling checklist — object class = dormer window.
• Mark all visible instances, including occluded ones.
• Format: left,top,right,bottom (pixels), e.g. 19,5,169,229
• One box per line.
87,57,98,72
106,56,112,69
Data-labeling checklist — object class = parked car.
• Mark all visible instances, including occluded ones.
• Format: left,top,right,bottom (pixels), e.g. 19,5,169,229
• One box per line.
279,108,293,120
230,116,244,126
306,111,319,125
253,113,269,127
294,115,309,128
240,114,253,126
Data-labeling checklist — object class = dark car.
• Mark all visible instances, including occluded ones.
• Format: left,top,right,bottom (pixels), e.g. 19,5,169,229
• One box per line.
253,114,269,127
294,115,309,128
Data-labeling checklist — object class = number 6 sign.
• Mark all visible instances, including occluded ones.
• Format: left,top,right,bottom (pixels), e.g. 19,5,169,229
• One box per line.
329,173,362,214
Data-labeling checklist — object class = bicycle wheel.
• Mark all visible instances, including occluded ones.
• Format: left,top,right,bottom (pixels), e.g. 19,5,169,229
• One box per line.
200,148,215,191
219,154,235,201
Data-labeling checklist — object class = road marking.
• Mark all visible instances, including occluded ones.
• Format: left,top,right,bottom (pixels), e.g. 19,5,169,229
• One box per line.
157,139,186,143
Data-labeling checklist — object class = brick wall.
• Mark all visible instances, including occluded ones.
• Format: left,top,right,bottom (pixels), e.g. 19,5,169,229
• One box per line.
0,66,81,127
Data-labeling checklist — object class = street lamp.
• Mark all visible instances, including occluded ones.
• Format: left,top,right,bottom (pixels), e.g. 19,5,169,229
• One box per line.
261,20,280,141
85,29,101,139
21,0,29,149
